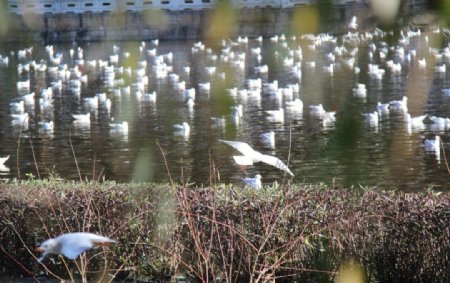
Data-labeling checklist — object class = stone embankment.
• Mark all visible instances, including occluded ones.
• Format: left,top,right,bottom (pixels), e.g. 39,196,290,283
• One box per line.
2,5,362,42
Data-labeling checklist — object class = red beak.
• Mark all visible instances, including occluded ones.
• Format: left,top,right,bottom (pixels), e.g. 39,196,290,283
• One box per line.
35,247,44,253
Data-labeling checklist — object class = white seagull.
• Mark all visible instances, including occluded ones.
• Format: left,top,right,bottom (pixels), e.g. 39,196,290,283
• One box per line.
322,111,336,127
219,140,294,176
406,114,427,132
363,111,379,127
174,122,190,138
0,155,10,172
72,113,91,123
36,232,116,262
424,136,441,153
376,102,390,116
389,96,408,113
423,135,441,162
110,121,129,134
0,155,9,166
243,174,262,189
266,108,284,124
348,15,358,30
261,131,276,149
309,104,325,118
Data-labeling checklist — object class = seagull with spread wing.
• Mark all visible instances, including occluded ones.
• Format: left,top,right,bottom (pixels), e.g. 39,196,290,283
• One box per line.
36,232,116,262
219,140,294,176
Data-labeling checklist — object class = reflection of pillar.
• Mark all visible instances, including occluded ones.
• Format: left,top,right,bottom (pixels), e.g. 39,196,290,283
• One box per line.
79,13,82,28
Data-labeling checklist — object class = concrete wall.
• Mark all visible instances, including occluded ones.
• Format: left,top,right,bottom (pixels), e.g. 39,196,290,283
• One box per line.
3,8,301,42
0,2,377,42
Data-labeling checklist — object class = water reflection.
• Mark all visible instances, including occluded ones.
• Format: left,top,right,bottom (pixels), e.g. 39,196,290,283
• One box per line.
1,26,450,190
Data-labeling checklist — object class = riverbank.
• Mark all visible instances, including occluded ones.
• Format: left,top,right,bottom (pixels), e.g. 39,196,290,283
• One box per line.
0,179,448,282
1,5,368,43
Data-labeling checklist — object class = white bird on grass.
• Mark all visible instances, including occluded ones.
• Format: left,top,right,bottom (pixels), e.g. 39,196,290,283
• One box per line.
36,232,116,262
243,174,262,189
219,140,294,176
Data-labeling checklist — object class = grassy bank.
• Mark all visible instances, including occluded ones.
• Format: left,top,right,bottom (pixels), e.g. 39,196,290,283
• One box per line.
0,179,448,282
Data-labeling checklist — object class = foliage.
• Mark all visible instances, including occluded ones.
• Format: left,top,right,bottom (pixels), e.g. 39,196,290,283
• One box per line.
0,180,448,282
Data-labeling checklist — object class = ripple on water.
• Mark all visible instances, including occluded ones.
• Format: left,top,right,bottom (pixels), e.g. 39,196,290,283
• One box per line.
0,30,449,190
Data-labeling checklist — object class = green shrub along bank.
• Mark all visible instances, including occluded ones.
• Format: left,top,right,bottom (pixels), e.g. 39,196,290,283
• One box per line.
0,180,448,282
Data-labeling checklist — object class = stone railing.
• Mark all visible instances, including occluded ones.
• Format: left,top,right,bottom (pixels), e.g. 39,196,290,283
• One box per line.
6,0,324,14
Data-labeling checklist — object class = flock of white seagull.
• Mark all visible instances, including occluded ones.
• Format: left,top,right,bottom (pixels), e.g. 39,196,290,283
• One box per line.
1,16,450,192
0,15,450,265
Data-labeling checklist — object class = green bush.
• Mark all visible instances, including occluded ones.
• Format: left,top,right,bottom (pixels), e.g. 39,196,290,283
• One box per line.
0,180,448,282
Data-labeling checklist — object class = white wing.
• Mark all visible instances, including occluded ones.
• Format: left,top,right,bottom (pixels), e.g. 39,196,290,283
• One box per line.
58,233,115,259
83,233,116,244
60,238,93,259
233,155,254,166
219,140,256,157
220,139,294,176
260,154,294,176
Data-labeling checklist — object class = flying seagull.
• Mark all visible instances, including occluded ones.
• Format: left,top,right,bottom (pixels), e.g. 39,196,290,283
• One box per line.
36,232,116,262
219,140,294,176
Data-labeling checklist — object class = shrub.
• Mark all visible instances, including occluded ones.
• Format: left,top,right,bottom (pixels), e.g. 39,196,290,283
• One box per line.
0,180,448,282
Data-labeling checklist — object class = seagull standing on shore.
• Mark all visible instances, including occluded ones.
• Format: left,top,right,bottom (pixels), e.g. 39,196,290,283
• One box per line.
219,140,294,176
243,174,262,189
36,232,116,262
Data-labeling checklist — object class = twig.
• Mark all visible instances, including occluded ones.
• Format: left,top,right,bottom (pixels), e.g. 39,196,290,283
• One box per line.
156,141,174,187
16,127,22,179
69,131,82,181
28,136,41,179
0,245,39,282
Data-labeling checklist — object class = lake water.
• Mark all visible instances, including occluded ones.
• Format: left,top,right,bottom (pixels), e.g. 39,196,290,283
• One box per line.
1,25,450,191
